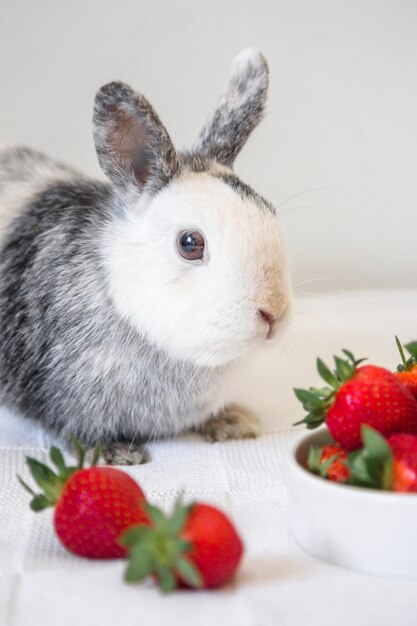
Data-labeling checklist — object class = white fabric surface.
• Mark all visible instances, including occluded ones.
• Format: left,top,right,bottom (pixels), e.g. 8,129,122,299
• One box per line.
1,289,417,626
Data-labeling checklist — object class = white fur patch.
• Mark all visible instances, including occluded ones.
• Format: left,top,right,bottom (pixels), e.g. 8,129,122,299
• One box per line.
102,172,292,368
231,48,265,76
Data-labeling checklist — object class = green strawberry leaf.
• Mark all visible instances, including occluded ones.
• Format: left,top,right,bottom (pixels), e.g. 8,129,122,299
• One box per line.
307,446,340,478
119,525,151,547
91,441,102,466
362,425,391,459
349,426,393,490
293,412,325,428
25,457,62,502
17,475,37,497
305,421,323,430
30,494,51,511
26,457,58,487
70,436,85,469
307,446,321,472
318,454,339,477
156,564,177,593
341,349,355,363
349,456,374,487
124,543,153,582
381,458,394,491
293,388,325,409
334,356,354,381
49,447,66,474
347,449,362,464
145,503,168,527
395,336,417,371
316,358,339,388
60,465,79,480
177,539,193,553
309,386,334,400
354,358,367,367
19,440,104,512
395,336,408,369
405,341,417,363
166,498,194,535
176,557,203,588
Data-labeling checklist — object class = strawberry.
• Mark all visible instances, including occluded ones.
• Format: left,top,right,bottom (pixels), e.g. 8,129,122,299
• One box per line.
307,443,350,483
395,336,417,400
294,349,417,450
387,433,417,492
18,440,148,558
120,497,244,592
349,426,417,492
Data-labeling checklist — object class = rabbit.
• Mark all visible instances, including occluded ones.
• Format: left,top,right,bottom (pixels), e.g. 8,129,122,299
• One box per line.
0,48,292,464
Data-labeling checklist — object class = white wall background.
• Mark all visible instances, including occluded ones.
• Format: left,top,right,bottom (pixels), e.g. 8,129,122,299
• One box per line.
1,0,416,291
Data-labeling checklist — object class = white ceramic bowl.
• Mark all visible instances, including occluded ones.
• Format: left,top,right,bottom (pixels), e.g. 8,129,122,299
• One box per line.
287,428,417,578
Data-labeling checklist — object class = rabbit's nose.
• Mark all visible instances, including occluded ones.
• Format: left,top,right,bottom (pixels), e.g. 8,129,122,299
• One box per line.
258,308,277,339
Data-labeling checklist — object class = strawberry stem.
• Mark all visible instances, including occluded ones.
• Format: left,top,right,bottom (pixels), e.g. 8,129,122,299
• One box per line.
293,349,365,429
395,335,408,370
91,441,102,466
70,436,86,469
395,336,417,372
307,446,339,477
120,496,203,593
18,437,103,511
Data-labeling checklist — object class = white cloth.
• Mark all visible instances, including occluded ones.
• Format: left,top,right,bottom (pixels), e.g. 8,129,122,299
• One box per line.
1,290,417,626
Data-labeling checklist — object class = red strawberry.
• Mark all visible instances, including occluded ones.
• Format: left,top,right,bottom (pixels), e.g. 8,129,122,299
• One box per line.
349,426,417,492
397,367,417,399
18,440,148,558
307,443,350,483
294,349,417,450
387,433,417,492
120,497,244,592
395,337,417,400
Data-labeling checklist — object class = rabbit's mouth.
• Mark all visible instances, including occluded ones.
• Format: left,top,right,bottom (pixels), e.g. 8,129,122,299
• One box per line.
258,298,292,343
259,323,278,343
266,326,276,341
260,300,292,345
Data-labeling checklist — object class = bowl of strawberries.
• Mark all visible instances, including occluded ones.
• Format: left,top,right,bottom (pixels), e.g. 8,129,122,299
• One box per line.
287,339,417,579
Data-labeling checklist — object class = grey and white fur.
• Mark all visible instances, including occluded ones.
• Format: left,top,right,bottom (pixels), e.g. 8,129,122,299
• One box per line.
0,49,292,463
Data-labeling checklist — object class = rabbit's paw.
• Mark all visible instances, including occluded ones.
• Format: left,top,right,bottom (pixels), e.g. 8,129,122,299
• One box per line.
87,442,150,466
201,404,260,443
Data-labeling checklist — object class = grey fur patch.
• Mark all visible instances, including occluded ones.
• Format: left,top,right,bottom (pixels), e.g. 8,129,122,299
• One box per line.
178,152,274,213
0,173,222,446
215,172,275,213
178,151,216,173
192,49,269,167
93,81,179,204
0,146,85,249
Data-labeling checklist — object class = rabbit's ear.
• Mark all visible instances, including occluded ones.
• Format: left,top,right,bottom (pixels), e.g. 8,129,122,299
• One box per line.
93,82,179,203
193,49,269,167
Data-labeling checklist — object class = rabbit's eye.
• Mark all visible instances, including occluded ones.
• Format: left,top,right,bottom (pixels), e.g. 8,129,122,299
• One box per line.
177,230,205,261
